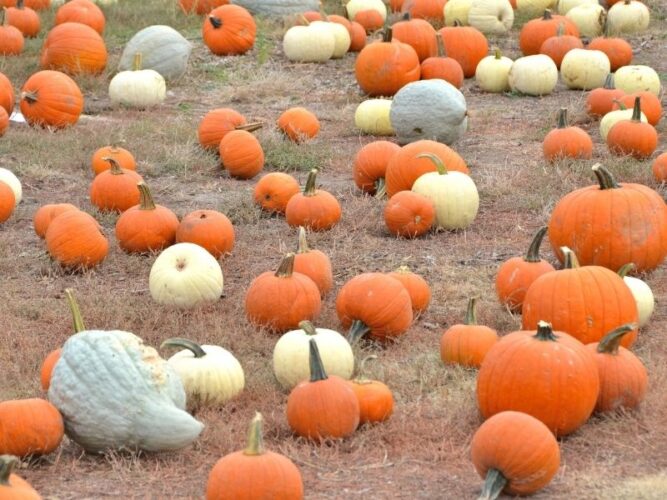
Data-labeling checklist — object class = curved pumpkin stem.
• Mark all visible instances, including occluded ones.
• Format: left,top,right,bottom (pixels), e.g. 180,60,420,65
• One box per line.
275,253,296,278
348,319,371,345
534,321,558,341
0,455,19,486
542,9,553,20
525,227,548,263
308,338,328,382
416,152,448,175
631,96,642,122
382,26,393,43
243,412,266,456
65,289,85,333
597,324,637,355
435,33,446,58
303,169,319,197
137,182,157,210
592,164,620,190
299,320,318,336
297,226,310,254
602,73,615,90
102,157,124,175
235,122,264,133
209,16,223,29
160,338,207,358
493,47,502,60
478,468,508,500
374,177,387,199
556,108,568,129
355,354,378,384
618,263,636,278
464,297,478,325
560,247,580,269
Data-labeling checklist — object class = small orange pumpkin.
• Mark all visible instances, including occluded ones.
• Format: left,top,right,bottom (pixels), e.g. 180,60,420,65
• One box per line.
203,5,256,56
387,265,430,314
89,158,144,212
383,190,435,238
420,33,464,88
652,152,667,183
349,355,394,425
91,145,136,175
277,107,320,143
198,108,259,150
438,22,488,78
354,9,383,33
0,8,25,55
55,0,105,35
543,108,593,162
353,140,400,196
586,73,625,118
40,22,107,75
20,70,83,128
391,14,437,62
285,169,342,232
519,10,579,56
607,96,658,160
219,129,264,180
0,455,41,500
252,172,300,214
6,0,39,38
348,21,367,52
0,399,64,457
539,23,583,69
33,203,78,238
293,226,333,297
611,91,662,126
45,210,108,268
0,181,14,223
0,71,14,115
175,209,235,259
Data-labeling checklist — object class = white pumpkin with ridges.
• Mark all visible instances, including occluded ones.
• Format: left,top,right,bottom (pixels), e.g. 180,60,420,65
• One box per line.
607,0,650,35
468,0,514,35
109,53,166,108
355,99,393,136
565,3,606,37
475,49,513,93
508,55,558,96
560,49,610,90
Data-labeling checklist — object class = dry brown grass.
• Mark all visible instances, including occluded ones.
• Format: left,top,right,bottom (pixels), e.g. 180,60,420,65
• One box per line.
1,0,667,498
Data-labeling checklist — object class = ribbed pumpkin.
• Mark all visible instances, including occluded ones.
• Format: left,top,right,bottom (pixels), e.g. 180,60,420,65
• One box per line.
539,23,582,69
384,190,435,238
385,140,468,197
611,91,662,126
437,22,489,78
420,33,464,88
522,247,639,347
587,35,632,72
285,169,341,231
0,455,41,499
33,203,78,238
198,108,257,150
477,321,599,436
40,22,107,75
495,227,555,312
542,108,592,162
391,15,437,62
387,265,430,314
244,253,322,334
0,72,13,114
286,339,360,440
652,152,667,183
0,10,24,56
471,411,560,499
440,297,498,368
219,129,264,180
585,73,625,117
179,0,228,15
519,10,579,56
253,172,300,214
293,226,332,297
203,5,256,56
175,210,235,259
6,0,39,38
91,145,136,175
45,210,108,268
352,140,400,196
20,70,83,128
548,165,667,273
0,399,64,457
0,181,15,223
206,413,304,500
55,0,104,35
354,28,420,97
277,107,320,143
349,355,394,424
89,158,143,212
115,182,179,254
336,272,413,344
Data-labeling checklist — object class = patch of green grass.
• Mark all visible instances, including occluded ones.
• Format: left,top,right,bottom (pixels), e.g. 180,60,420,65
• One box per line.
261,134,332,173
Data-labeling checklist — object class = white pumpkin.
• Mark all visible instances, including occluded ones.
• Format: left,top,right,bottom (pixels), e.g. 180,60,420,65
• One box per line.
508,55,559,96
48,329,204,453
614,65,661,96
0,168,21,204
345,0,387,21
232,0,319,15
118,26,192,81
556,0,597,15
515,0,555,18
560,49,610,90
565,3,606,37
310,21,350,59
109,53,166,108
607,0,650,35
162,338,245,408
411,153,479,230
599,107,648,141
475,49,513,93
354,99,393,136
273,321,354,391
445,0,472,26
468,0,514,35
283,25,335,62
389,79,468,145
149,243,224,309
618,264,654,327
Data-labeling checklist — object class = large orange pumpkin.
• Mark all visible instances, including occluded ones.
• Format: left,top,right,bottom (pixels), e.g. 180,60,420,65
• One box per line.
0,71,13,114
20,70,83,128
0,455,41,500
0,399,64,457
55,0,105,35
45,210,108,268
202,5,256,56
0,9,25,55
253,172,300,214
391,15,437,62
6,0,40,38
352,140,400,196
175,209,235,259
293,226,332,297
89,158,144,212
40,22,107,75
219,129,264,179
438,22,488,78
519,10,579,56
285,169,342,231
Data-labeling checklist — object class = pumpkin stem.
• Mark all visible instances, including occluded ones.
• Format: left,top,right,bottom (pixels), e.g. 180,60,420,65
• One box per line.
235,122,264,133
416,152,448,175
209,16,223,29
463,297,478,325
297,226,310,253
0,455,19,486
243,412,266,456
394,265,411,274
631,96,642,122
453,19,463,27
308,338,328,382
374,177,387,199
525,226,548,263
20,91,38,104
561,247,580,269
435,33,446,58
132,53,143,71
16,0,24,9
612,98,627,111
102,157,124,175
382,26,393,43
299,320,318,336
592,164,620,190
357,354,377,382
137,182,157,210
542,9,552,20
602,73,615,90
275,253,296,278
297,14,310,25
556,108,568,129
493,47,502,60
617,263,636,278
596,324,637,355
534,321,558,341
160,338,207,358
65,289,85,333
303,169,319,197
347,319,371,345
478,468,508,500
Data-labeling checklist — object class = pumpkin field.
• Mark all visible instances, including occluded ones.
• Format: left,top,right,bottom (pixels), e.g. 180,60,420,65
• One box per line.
1,0,667,498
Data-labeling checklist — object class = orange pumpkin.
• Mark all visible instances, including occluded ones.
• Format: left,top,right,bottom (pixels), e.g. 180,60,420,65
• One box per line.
285,169,342,232
245,253,321,333
286,338,360,440
45,210,108,268
203,5,256,56
587,35,632,72
352,140,400,195
40,22,107,75
91,145,136,175
542,108,593,162
0,181,14,222
387,265,430,314
55,0,105,35
519,10,579,56
33,203,78,238
0,10,24,55
353,9,383,32
384,191,435,238
652,152,667,183
293,226,333,296
326,14,352,32
20,70,83,128
175,209,235,259
348,21,367,52
253,172,300,214
401,0,447,20
0,455,41,500
611,91,662,126
89,158,143,212
219,129,264,179
179,0,228,15
5,0,50,9
440,297,498,368
391,15,437,62
349,355,394,424
206,413,304,500
0,71,13,114
115,182,179,254
539,23,582,69
0,107,7,137
277,107,320,143
607,97,658,159
0,399,64,457
420,33,464,88
586,73,625,118
6,0,39,38
198,108,259,150
438,22,488,78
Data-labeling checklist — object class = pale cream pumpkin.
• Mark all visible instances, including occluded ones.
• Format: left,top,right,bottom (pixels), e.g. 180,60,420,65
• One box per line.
607,0,650,35
468,0,514,35
345,0,387,21
565,3,606,37
618,264,654,327
475,48,513,93
516,0,556,17
354,99,393,136
614,65,661,96
508,55,559,96
557,0,597,15
445,0,472,25
309,21,350,59
109,53,166,108
0,168,22,204
283,25,335,63
560,49,610,90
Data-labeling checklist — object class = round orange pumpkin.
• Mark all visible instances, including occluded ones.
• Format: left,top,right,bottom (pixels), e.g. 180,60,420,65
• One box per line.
0,399,64,457
20,70,83,128
420,32,464,88
0,181,15,223
55,0,105,35
391,15,437,63
203,5,256,56
652,152,667,183
277,107,320,143
348,21,367,52
89,158,144,212
175,209,235,259
543,108,593,162
607,97,658,159
519,10,579,56
383,190,435,238
586,73,625,118
539,24,582,69
45,210,108,268
0,9,25,55
611,91,662,127
387,265,430,314
293,226,333,297
91,145,136,175
354,9,383,33
40,22,107,75
33,203,78,238
437,22,488,78
198,108,253,150
219,129,264,179
253,172,300,214
285,169,341,232
6,0,40,38
349,356,394,425
0,455,41,500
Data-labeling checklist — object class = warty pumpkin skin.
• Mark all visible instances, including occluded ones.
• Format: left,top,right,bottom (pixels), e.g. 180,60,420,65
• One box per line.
477,321,600,436
0,455,41,500
203,5,256,56
0,399,64,457
40,22,108,75
353,140,400,195
471,411,560,498
55,0,105,35
542,108,593,162
547,164,667,273
285,169,342,231
293,226,333,296
91,145,136,175
20,70,83,128
383,190,435,238
336,272,413,344
286,339,360,440
253,172,300,214
0,72,14,115
350,355,394,424
206,413,304,500
387,265,430,314
244,253,322,334
6,0,40,38
89,157,143,212
522,247,639,347
175,209,235,259
219,129,264,180
437,23,489,78
45,210,108,268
